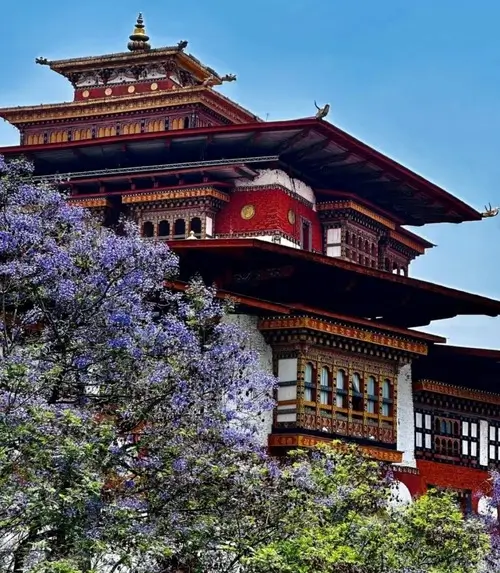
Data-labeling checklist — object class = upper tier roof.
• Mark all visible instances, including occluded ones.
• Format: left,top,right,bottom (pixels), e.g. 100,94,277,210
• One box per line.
0,119,482,226
34,13,222,87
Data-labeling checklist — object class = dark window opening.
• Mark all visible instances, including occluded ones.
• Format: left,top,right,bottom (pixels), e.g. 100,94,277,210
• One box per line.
142,221,154,238
190,217,202,238
301,221,311,251
158,220,170,237
174,219,186,239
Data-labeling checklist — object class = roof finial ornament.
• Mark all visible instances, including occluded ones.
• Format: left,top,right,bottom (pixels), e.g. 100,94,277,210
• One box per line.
481,203,499,218
314,101,330,120
128,12,151,52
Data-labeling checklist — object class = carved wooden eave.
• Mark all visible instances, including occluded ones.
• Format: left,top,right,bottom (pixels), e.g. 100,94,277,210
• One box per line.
317,199,397,230
67,196,111,209
268,433,403,463
258,315,430,358
37,47,220,84
121,186,230,206
0,87,258,127
414,379,500,406
317,199,432,255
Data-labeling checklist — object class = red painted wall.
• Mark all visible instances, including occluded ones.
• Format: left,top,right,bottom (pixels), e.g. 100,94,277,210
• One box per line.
74,79,175,101
393,469,426,498
216,188,322,251
417,460,490,510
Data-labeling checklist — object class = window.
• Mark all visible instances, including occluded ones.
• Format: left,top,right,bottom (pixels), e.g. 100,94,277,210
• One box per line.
190,217,202,238
462,421,469,437
367,376,377,414
304,363,314,402
325,228,341,258
488,423,500,462
173,219,186,239
352,372,363,411
301,221,311,251
183,116,190,129
336,369,346,408
320,367,331,405
142,221,154,237
158,220,170,237
415,410,432,451
416,432,423,447
462,440,469,456
381,379,391,416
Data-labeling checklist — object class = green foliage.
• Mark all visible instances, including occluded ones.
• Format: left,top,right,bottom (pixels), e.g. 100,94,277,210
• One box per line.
245,484,490,573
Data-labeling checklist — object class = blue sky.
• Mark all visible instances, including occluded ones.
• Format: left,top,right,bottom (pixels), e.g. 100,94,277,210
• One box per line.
1,0,499,347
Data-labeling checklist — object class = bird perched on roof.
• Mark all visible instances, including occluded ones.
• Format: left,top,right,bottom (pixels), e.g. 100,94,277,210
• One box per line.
177,40,188,50
481,203,499,218
314,101,330,120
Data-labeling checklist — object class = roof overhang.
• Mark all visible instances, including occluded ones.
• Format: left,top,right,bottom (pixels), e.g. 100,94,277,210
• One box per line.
167,238,500,328
0,119,480,225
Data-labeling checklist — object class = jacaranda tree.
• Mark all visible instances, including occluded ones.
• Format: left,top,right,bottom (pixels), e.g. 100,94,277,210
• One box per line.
0,156,493,573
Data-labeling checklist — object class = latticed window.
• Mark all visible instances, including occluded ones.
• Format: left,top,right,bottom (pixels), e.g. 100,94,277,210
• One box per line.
320,367,331,405
336,369,346,408
304,363,314,402
381,379,391,416
367,376,377,414
352,372,363,411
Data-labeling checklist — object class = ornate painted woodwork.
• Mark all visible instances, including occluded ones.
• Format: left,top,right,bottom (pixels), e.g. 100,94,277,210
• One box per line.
268,433,403,463
258,315,427,457
317,199,431,274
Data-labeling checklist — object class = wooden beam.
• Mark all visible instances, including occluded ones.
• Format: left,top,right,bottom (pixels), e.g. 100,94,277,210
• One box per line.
304,151,352,170
276,129,310,153
286,138,331,161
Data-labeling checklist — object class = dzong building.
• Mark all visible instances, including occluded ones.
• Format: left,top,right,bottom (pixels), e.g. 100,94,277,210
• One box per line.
1,14,500,514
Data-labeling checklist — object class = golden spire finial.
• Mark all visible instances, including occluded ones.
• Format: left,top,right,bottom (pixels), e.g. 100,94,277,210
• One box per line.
128,12,151,51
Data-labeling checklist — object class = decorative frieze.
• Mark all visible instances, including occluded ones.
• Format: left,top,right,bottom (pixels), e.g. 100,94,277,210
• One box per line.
268,433,403,463
259,316,428,356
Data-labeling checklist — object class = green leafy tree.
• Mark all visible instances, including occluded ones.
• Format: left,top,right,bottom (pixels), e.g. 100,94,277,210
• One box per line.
245,481,489,573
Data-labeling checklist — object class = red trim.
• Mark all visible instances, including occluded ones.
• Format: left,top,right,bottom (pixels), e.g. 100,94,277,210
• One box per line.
168,238,500,315
0,118,481,221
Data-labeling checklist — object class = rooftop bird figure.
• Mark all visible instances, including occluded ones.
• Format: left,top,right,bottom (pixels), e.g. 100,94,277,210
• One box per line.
314,101,330,120
481,203,499,218
221,74,237,83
